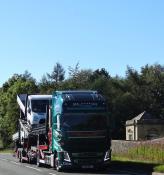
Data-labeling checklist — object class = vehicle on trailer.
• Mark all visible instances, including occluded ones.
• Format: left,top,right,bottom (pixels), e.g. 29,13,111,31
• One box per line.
17,94,52,126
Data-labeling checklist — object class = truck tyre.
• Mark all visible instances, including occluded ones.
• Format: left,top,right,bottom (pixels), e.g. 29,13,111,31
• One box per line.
55,157,62,172
20,152,24,163
28,156,32,164
21,152,24,163
19,152,21,162
36,153,41,167
18,151,22,163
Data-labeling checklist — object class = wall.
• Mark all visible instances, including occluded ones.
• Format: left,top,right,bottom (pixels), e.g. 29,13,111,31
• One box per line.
112,140,140,155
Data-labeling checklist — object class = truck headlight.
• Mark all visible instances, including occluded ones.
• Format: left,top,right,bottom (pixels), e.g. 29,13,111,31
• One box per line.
104,150,111,161
63,151,71,162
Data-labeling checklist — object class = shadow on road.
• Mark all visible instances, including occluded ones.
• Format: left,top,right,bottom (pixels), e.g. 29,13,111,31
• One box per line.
64,160,157,174
110,160,157,174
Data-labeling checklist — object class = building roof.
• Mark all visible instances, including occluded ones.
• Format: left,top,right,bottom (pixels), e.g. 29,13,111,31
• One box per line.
126,111,160,125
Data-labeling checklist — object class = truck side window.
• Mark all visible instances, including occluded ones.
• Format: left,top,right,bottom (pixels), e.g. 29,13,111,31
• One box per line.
27,99,30,108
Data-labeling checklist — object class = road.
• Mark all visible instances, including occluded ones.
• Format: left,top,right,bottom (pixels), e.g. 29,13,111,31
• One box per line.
0,153,152,175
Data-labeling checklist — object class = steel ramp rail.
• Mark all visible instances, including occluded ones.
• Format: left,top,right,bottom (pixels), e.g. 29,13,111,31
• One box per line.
17,94,27,115
19,119,46,136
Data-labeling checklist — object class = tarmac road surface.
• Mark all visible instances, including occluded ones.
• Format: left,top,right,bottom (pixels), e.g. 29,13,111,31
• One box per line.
0,153,151,175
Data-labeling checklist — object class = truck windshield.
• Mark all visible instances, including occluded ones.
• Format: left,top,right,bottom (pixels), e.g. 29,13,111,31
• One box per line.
61,113,108,131
31,100,49,113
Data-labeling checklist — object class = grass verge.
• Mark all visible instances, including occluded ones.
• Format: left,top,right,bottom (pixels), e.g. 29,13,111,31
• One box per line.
154,165,164,173
112,155,156,164
0,149,14,153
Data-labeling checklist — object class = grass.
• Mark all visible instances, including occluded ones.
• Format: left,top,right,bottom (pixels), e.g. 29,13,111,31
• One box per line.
128,142,164,163
0,139,3,148
154,165,164,173
113,142,164,164
112,155,156,164
0,148,14,153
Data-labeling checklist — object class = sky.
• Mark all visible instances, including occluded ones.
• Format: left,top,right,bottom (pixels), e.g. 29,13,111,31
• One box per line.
0,0,164,86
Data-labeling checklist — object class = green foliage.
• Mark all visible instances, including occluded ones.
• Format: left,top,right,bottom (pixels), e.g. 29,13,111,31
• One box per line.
47,62,65,85
1,63,164,146
90,68,110,81
154,165,164,173
113,142,164,164
0,139,3,148
0,72,38,147
39,63,65,93
0,149,14,153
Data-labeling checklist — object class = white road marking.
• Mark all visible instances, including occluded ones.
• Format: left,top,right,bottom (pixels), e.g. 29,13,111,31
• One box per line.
0,158,8,161
10,161,20,165
25,165,41,172
49,173,56,175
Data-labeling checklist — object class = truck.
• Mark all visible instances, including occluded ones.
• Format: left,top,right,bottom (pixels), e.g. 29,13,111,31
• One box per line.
13,91,111,171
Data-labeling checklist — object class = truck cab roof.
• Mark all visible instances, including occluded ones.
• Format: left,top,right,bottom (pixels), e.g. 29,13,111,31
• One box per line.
53,90,105,102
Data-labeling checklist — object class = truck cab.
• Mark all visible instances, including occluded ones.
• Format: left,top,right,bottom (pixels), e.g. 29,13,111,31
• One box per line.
50,91,111,170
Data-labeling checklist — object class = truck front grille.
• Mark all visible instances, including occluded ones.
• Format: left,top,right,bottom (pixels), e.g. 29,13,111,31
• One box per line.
72,152,103,158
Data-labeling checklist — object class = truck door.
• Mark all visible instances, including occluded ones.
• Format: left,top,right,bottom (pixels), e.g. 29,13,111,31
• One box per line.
52,114,62,152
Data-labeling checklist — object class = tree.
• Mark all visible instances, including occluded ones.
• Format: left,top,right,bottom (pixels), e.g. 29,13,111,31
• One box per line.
68,62,80,89
68,62,80,77
47,62,65,89
139,64,164,117
1,63,164,144
0,72,38,147
67,62,93,89
39,74,52,94
90,68,110,81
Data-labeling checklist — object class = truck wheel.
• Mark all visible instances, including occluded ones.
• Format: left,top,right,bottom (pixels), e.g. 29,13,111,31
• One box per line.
19,151,24,163
20,155,24,163
55,157,62,172
28,157,31,164
20,152,25,163
19,152,21,162
36,153,41,167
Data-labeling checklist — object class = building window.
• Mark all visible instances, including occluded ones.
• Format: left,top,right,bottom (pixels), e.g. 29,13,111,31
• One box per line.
146,128,159,140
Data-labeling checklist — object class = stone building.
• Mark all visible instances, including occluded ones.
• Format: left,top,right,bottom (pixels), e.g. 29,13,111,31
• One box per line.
126,111,164,140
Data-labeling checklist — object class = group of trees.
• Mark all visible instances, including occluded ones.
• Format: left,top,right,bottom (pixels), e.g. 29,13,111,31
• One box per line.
0,63,164,147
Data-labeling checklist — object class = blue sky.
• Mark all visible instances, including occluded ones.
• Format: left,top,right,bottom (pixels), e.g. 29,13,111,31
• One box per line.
0,0,164,86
